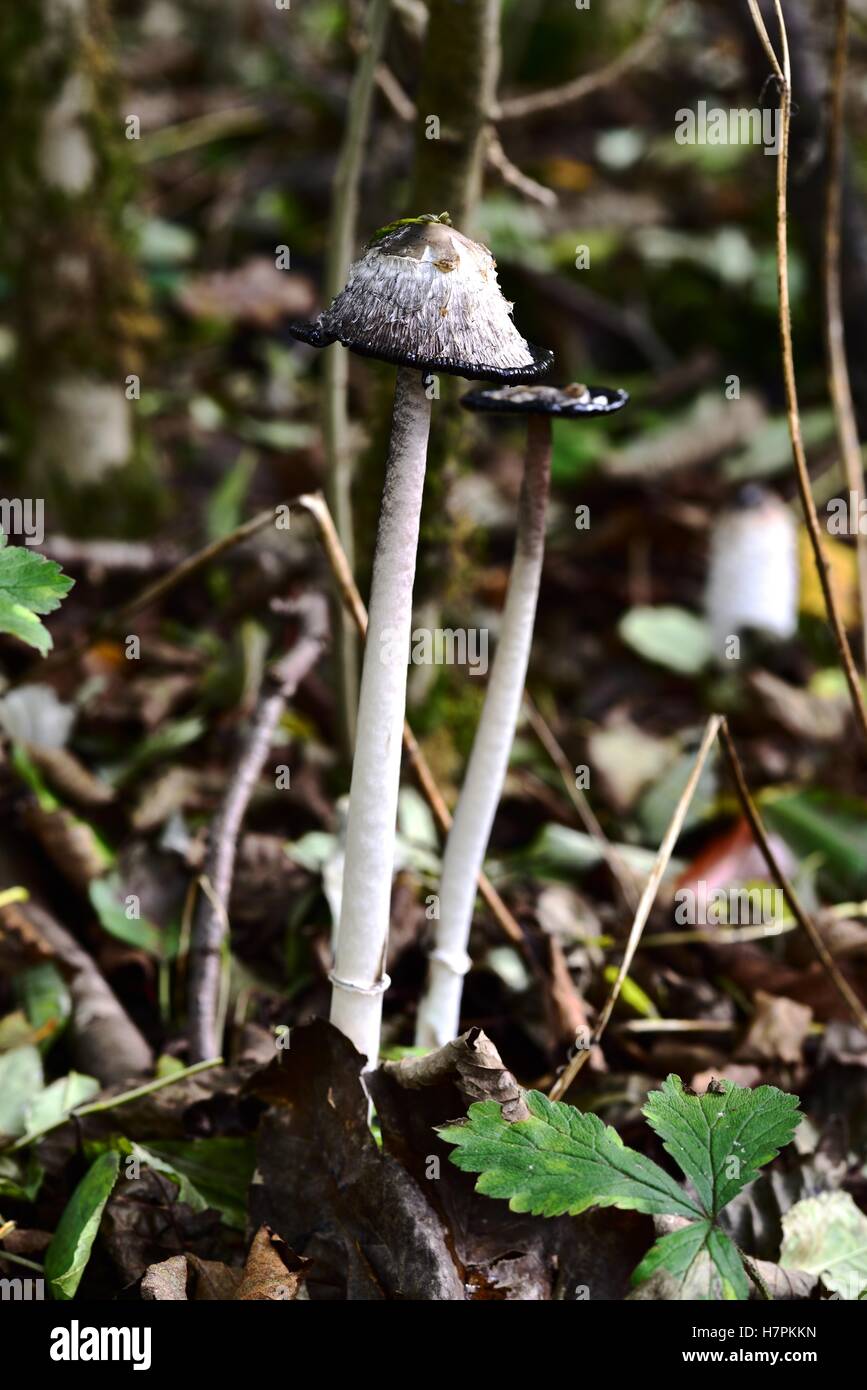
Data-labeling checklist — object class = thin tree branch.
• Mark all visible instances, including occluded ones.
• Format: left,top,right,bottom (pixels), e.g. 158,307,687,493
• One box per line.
718,719,867,1031
824,0,867,661
747,0,867,748
486,131,558,206
494,0,676,122
0,900,153,1086
39,503,291,675
549,715,724,1101
374,62,558,208
187,594,330,1062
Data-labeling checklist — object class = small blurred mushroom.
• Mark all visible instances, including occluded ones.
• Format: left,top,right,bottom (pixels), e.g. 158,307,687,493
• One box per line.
415,381,628,1048
705,485,799,666
290,214,552,1067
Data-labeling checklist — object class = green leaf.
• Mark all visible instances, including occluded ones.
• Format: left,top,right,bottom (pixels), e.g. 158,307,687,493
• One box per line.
618,605,713,676
642,1074,801,1217
632,1222,750,1301
140,1138,255,1230
632,1220,712,1287
763,789,867,897
440,1089,702,1220
0,1148,44,1202
89,875,164,957
23,1072,100,1142
44,1151,120,1300
0,1045,43,1138
779,1191,867,1300
16,962,72,1046
0,532,73,655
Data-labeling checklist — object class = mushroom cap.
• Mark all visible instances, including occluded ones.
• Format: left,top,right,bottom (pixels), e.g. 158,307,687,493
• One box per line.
289,215,553,382
460,382,629,417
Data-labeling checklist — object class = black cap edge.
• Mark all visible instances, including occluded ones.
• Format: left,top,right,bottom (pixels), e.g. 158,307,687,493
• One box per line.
287,321,554,384
460,385,630,418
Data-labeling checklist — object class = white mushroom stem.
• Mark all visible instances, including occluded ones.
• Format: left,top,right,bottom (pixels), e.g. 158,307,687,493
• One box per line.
416,415,552,1048
330,368,432,1067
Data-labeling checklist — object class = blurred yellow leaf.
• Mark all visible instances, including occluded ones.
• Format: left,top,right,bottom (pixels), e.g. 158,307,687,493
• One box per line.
541,158,594,192
798,527,860,628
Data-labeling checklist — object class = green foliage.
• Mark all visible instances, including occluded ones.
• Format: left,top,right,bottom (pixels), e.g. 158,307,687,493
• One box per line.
440,1074,801,1301
44,1151,120,1300
0,531,73,655
779,1192,867,1300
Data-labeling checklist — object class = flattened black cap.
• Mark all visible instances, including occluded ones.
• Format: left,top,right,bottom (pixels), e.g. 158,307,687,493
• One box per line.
289,214,553,383
461,382,629,418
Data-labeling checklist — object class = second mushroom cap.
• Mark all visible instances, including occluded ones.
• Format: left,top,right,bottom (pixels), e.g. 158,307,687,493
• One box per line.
461,382,629,417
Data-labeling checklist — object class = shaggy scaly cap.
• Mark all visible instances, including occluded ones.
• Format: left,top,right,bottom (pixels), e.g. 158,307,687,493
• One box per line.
291,214,553,382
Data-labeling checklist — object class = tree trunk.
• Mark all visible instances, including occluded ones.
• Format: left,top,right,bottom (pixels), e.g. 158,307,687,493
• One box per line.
409,0,501,231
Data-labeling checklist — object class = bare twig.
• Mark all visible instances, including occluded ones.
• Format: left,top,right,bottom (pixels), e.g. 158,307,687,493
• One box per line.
495,0,676,122
718,720,867,1031
374,61,558,209
486,131,558,207
187,595,330,1062
374,63,416,121
297,492,524,947
825,0,867,660
549,715,723,1101
747,0,867,747
0,900,152,1086
38,503,290,676
522,694,641,913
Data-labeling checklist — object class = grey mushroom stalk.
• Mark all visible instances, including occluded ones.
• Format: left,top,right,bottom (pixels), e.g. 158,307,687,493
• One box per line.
415,382,628,1049
290,214,552,1068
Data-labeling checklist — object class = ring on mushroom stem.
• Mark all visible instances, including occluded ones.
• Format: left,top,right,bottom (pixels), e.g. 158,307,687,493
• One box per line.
289,215,554,1068
415,379,628,1050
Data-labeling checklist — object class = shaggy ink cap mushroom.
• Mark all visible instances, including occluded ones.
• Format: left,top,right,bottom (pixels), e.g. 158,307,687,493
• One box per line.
460,381,629,417
290,213,553,382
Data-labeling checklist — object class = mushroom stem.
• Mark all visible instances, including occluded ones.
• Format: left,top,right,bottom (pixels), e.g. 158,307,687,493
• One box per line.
416,415,552,1047
330,368,432,1066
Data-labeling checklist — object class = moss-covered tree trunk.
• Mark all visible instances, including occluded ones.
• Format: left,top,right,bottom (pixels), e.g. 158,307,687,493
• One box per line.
0,0,157,530
410,0,501,231
406,0,502,615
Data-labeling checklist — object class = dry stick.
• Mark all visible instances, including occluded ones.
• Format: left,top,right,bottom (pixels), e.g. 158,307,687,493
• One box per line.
323,0,392,753
825,0,867,662
549,714,723,1101
486,132,558,208
1,901,153,1086
747,0,867,748
297,492,524,947
522,693,641,914
718,719,867,1031
188,594,329,1062
113,505,286,624
41,504,288,674
494,0,676,121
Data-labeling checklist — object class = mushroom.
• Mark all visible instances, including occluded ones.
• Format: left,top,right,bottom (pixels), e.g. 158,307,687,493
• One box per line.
290,214,552,1067
415,380,628,1049
705,484,799,666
